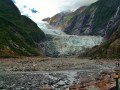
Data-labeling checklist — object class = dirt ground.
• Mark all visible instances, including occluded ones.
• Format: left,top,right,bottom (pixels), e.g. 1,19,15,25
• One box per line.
0,57,119,90
0,57,118,72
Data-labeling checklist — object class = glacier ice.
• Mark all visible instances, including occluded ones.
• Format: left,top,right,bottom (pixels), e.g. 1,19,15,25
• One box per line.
37,23,103,57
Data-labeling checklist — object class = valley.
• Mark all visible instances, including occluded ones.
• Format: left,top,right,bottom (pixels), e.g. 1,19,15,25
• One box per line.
0,0,120,90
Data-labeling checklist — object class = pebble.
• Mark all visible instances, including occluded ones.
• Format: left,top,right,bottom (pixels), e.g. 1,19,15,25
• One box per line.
0,58,116,90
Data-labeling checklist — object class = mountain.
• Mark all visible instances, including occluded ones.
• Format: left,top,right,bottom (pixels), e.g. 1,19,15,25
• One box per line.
43,0,120,58
79,0,120,58
0,0,45,57
43,6,87,32
43,0,120,36
42,11,72,30
79,1,120,58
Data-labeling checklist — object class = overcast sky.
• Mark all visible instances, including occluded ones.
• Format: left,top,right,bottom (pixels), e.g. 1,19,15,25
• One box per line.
13,0,97,22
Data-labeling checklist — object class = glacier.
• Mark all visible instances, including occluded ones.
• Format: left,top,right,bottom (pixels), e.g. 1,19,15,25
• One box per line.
37,22,103,57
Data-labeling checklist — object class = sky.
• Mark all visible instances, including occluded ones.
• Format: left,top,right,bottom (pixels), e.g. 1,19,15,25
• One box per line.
13,0,97,22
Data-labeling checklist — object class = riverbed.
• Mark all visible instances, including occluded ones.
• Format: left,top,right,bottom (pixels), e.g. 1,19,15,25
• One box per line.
0,57,118,90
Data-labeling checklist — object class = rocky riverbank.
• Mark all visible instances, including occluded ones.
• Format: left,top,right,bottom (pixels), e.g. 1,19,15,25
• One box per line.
0,57,119,90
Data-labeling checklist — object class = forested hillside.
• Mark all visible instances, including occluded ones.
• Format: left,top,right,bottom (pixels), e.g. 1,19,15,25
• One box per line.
0,0,45,57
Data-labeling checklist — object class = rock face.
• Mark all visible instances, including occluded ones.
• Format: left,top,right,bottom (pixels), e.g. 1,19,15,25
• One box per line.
0,0,46,57
38,23,103,57
43,0,120,37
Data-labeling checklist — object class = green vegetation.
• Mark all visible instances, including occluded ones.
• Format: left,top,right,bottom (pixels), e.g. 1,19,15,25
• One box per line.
93,0,120,31
88,24,120,59
0,0,45,57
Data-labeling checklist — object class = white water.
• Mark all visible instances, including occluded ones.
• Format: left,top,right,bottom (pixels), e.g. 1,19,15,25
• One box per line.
114,6,120,18
37,23,103,57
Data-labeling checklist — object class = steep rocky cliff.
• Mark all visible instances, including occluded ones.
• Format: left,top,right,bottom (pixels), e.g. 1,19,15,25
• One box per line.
0,0,45,57
81,1,120,58
43,0,120,37
79,6,120,58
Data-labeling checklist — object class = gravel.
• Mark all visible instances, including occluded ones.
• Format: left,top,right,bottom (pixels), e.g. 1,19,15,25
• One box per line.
0,57,119,90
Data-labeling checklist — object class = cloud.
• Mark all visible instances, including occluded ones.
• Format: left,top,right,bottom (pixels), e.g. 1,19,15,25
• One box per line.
14,0,98,22
59,0,98,11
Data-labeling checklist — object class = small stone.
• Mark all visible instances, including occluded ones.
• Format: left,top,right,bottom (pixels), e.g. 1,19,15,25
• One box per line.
27,82,32,85
0,86,5,89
